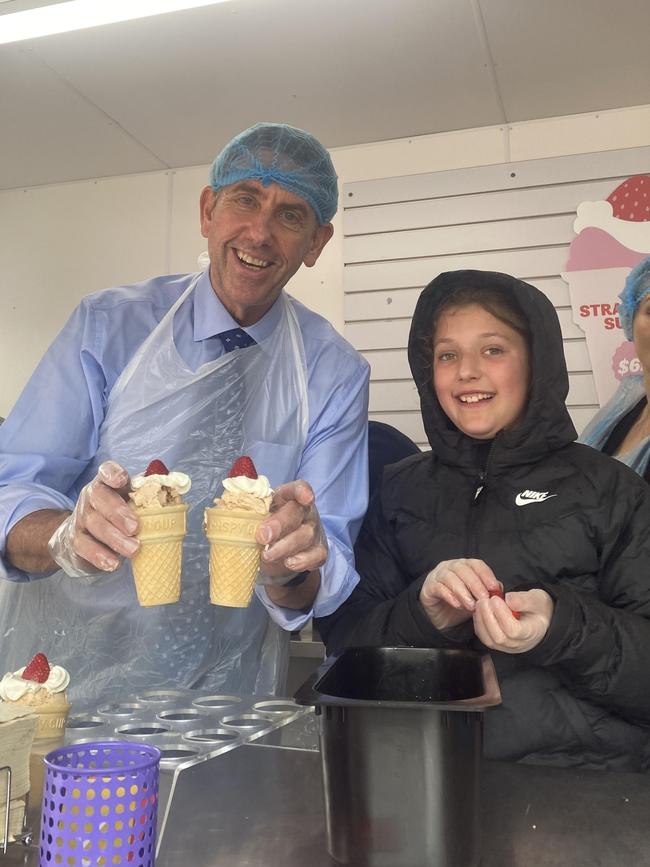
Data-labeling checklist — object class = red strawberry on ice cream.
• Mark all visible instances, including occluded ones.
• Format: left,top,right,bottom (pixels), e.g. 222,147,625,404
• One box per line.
0,652,71,740
144,459,170,477
228,455,258,480
22,652,50,684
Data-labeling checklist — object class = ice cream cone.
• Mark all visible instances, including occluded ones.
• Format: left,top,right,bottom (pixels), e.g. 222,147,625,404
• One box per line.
131,503,188,606
10,692,70,741
31,701,71,741
204,508,264,607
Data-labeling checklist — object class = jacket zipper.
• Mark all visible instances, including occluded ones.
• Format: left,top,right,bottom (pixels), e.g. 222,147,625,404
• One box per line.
468,442,495,557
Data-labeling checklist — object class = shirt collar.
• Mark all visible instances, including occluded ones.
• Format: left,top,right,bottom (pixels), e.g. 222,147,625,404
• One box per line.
193,268,283,344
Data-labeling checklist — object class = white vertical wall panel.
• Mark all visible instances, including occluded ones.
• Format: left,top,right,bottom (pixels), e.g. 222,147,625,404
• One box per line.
344,146,650,447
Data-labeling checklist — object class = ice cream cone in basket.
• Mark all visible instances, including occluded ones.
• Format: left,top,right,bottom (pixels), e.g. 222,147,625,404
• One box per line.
131,503,189,606
204,507,264,607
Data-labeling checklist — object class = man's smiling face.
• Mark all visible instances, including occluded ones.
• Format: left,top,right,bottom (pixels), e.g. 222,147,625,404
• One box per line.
199,179,333,326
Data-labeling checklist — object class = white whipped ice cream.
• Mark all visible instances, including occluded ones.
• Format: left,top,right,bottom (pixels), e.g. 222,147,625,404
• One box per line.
0,666,70,702
214,474,273,514
222,475,272,498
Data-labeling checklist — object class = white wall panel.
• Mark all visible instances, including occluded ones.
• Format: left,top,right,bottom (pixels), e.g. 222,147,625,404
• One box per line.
344,179,620,236
345,146,650,207
344,214,575,264
0,174,169,417
344,247,570,293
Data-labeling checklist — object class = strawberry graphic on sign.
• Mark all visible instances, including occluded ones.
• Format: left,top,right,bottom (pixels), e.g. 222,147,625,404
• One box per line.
562,173,650,407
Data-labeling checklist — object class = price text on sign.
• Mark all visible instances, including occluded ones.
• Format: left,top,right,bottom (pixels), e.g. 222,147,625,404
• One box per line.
618,357,642,376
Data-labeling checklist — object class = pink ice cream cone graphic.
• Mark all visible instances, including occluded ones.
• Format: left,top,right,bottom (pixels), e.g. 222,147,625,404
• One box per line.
563,174,650,405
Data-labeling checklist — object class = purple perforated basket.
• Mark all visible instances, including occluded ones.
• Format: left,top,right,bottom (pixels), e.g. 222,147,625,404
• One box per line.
39,741,160,867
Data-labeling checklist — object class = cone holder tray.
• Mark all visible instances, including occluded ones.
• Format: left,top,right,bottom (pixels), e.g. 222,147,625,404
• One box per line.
64,690,309,773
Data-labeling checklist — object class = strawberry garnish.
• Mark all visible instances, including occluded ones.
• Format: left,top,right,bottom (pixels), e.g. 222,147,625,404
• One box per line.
228,456,258,479
488,587,520,618
144,459,169,476
22,653,50,683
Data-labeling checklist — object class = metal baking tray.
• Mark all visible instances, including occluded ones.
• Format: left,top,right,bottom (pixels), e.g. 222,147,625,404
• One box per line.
65,691,308,772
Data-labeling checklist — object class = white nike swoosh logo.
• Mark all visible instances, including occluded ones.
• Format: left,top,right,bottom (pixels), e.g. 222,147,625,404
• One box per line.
515,494,558,506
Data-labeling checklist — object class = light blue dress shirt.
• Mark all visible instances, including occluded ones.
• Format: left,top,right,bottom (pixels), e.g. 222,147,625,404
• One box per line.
0,270,369,629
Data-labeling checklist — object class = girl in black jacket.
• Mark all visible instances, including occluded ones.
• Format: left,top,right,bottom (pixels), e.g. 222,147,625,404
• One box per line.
317,270,650,771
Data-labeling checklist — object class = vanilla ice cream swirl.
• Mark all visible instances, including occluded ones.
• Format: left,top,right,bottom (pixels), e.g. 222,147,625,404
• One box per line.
0,666,70,701
131,471,191,495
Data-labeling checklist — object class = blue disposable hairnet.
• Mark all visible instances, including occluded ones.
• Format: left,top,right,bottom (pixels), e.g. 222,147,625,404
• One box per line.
619,255,650,339
209,122,338,225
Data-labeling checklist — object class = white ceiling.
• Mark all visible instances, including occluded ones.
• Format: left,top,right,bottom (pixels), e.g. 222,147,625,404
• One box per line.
2,0,650,191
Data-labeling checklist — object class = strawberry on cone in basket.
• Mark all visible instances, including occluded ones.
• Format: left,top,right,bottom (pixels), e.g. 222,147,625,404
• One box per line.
128,459,191,607
204,456,273,608
0,652,71,740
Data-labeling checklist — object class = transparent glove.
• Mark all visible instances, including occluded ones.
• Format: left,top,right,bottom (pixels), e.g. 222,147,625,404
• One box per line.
255,480,328,586
47,460,139,577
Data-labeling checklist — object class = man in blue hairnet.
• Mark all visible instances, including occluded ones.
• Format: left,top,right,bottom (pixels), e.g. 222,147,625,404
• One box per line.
0,123,370,702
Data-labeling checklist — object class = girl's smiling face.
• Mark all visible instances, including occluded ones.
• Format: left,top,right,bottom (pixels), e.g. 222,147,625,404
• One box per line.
432,303,531,440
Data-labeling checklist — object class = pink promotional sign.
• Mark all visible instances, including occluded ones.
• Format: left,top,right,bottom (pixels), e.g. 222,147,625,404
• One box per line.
563,174,650,406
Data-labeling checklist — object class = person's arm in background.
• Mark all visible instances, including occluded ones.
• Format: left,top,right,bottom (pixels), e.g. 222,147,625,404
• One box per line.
255,352,370,625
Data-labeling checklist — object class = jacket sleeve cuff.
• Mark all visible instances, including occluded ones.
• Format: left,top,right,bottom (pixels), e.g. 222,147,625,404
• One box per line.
516,582,575,666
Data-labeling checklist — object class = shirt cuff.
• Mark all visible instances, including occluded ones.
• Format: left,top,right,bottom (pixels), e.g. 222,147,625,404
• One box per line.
254,539,360,631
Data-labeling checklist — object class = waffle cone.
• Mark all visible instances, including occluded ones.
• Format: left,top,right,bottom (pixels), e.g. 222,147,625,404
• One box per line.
204,507,265,607
32,701,71,741
11,694,71,741
131,503,188,606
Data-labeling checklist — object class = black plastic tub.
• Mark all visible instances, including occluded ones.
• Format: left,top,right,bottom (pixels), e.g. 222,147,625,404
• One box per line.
295,647,501,867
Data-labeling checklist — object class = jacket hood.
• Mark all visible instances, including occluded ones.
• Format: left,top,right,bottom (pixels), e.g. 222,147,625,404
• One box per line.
407,270,577,470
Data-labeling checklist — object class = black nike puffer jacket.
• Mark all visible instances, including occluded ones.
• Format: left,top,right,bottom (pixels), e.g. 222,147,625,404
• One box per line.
317,270,650,771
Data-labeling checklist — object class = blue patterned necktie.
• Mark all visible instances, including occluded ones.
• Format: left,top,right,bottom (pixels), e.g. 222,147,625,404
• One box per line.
217,328,256,353
214,329,256,459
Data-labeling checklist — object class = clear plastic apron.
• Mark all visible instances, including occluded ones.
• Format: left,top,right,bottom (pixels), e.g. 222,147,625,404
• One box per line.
0,273,308,705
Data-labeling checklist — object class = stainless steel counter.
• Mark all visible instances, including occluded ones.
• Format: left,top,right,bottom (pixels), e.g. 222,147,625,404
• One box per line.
3,709,650,867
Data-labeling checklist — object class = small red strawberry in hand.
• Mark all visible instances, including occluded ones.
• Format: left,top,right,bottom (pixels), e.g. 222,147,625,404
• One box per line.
145,459,169,476
488,587,520,619
22,652,50,683
228,456,258,479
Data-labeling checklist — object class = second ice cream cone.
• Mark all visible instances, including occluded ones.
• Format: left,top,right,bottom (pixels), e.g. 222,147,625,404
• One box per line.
131,504,188,606
204,508,263,607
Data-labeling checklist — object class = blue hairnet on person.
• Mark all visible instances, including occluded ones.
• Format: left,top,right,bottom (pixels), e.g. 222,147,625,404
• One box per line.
209,122,338,225
619,255,650,340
